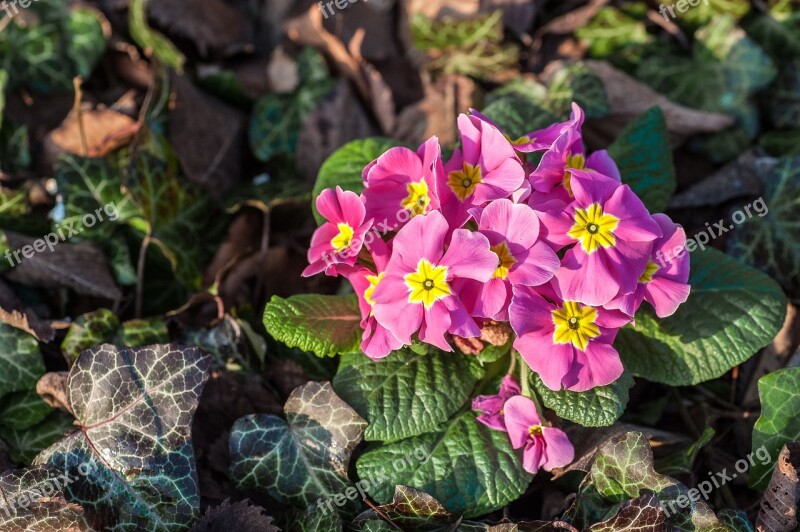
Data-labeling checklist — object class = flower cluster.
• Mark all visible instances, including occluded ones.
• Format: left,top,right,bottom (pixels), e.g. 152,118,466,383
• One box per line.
304,103,691,393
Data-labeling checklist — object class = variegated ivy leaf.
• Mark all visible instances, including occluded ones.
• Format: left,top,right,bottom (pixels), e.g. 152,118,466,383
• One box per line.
33,344,211,531
0,324,45,400
588,493,667,532
571,431,728,531
352,485,453,530
0,389,52,431
229,381,367,514
5,411,74,465
0,466,89,531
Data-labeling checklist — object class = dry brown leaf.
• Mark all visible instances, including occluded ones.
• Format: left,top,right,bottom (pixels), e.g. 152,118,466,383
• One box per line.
394,73,476,146
147,0,253,56
669,151,767,209
169,74,245,197
45,106,138,159
407,0,481,18
757,442,800,532
0,307,55,342
36,371,74,415
297,80,379,183
4,231,122,301
583,61,735,145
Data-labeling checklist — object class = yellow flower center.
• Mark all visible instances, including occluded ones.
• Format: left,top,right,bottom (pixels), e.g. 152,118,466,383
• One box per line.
331,223,355,252
404,258,451,308
447,162,483,202
551,301,601,351
491,242,516,280
568,202,620,254
504,133,533,147
401,180,432,217
563,152,585,197
639,261,660,284
529,424,543,436
364,272,384,307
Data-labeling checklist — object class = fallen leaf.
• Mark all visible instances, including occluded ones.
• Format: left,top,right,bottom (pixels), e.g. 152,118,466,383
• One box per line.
757,441,800,532
4,231,122,301
169,74,246,197
35,372,73,416
45,107,138,159
583,61,735,146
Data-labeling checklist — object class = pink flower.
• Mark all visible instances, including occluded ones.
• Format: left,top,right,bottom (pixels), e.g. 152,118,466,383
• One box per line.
503,395,574,474
606,213,691,318
457,199,560,321
527,104,621,197
472,375,521,432
510,283,630,391
344,238,404,359
302,186,372,277
439,114,525,228
362,137,442,234
545,170,662,306
371,210,498,352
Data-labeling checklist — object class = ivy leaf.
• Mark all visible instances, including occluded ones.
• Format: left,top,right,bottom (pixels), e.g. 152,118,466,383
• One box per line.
588,493,667,532
481,90,557,143
355,411,531,518
333,351,484,441
764,61,800,129
750,366,800,490
729,156,800,294
5,411,76,464
0,466,89,531
34,344,211,531
0,389,52,431
572,431,728,531
263,294,362,358
275,506,343,532
0,324,45,400
530,372,633,428
229,381,367,514
616,247,786,386
312,138,408,224
546,63,610,119
607,107,676,213
352,485,453,529
655,427,715,476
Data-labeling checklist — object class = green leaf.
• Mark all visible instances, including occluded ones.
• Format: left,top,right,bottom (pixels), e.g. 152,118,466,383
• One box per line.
0,324,45,399
742,11,800,65
313,138,407,224
729,157,800,293
750,366,800,490
0,70,7,130
4,411,75,464
765,60,800,128
229,381,367,514
531,372,633,428
333,350,485,442
576,6,653,63
482,85,558,141
0,466,89,530
128,0,185,73
588,494,667,532
34,344,211,531
116,317,169,347
616,247,787,386
607,107,676,213
546,63,610,119
655,426,715,476
61,309,120,364
0,389,52,431
66,8,107,80
263,294,362,358
276,506,343,532
355,411,531,518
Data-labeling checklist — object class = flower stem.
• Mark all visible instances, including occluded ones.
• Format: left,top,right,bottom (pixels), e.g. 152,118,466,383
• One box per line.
518,351,549,425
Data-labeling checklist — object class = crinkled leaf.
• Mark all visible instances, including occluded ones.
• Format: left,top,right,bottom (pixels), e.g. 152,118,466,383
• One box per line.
188,500,278,532
607,107,676,213
0,466,89,531
355,411,531,518
531,372,633,428
729,156,800,293
229,381,367,514
34,344,211,531
616,248,786,386
750,367,800,490
333,350,485,441
263,294,362,358
313,138,407,224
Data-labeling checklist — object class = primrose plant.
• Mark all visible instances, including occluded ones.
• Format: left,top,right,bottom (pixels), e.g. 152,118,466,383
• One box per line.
298,103,691,475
